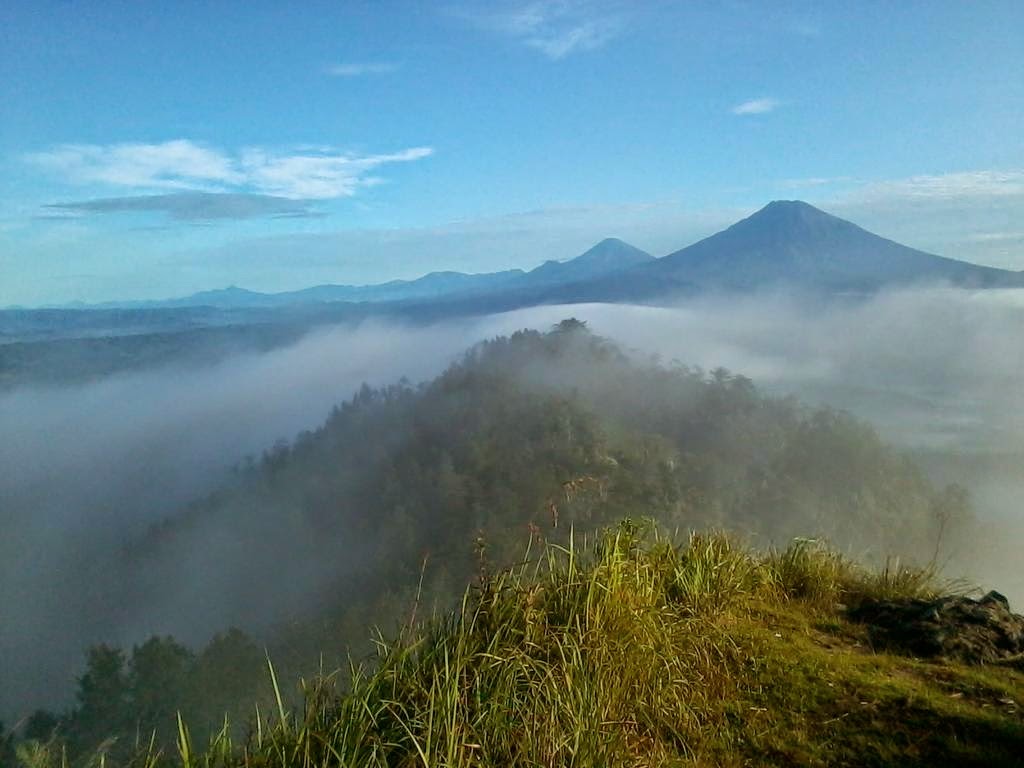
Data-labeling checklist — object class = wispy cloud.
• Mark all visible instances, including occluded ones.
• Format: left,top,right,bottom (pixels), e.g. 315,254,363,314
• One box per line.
731,97,780,115
850,170,1024,202
967,231,1024,243
325,62,400,77
26,140,434,200
27,140,240,191
780,176,852,189
45,192,322,222
465,1,625,60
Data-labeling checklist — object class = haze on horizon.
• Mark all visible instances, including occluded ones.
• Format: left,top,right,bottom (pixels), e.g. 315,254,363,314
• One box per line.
2,0,1023,306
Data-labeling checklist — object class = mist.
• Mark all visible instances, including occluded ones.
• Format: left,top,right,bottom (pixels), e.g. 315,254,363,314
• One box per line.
3,286,1023,720
491,287,1024,453
488,287,1024,602
0,321,491,719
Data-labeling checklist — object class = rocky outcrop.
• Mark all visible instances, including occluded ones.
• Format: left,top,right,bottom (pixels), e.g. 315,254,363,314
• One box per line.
849,591,1024,665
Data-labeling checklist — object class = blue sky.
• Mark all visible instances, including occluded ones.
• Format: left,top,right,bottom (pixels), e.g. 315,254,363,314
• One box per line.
2,0,1022,305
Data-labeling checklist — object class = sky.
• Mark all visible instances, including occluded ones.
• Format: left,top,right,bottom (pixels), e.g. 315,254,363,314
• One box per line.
1,0,1022,306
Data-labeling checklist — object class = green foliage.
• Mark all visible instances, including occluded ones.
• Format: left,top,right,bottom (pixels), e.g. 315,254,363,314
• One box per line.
25,323,984,764
50,523,1024,767
129,638,194,739
69,645,129,754
771,538,852,606
769,537,943,612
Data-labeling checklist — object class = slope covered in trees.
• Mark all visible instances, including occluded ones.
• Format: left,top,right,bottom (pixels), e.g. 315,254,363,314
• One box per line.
3,320,975,762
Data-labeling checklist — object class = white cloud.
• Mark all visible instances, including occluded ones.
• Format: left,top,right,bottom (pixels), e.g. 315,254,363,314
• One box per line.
731,97,781,115
968,231,1024,243
238,146,433,199
780,176,852,189
848,170,1024,202
26,141,434,200
467,1,625,60
325,62,399,77
24,141,432,201
27,140,241,191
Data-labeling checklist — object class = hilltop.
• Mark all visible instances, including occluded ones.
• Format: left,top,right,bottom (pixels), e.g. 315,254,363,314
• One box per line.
8,523,1023,767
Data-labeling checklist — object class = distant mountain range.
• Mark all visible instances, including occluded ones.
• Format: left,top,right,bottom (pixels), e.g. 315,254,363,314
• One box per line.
81,237,654,310
4,202,1023,386
43,201,1024,312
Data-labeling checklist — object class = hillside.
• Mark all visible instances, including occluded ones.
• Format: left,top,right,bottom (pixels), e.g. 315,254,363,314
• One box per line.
7,523,1023,767
209,526,1024,767
115,320,966,637
1,321,987,762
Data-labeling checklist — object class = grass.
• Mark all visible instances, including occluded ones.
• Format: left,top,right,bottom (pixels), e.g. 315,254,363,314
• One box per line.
20,521,1024,767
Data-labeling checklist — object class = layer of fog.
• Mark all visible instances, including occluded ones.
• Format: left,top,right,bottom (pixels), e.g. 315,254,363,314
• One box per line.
488,287,1024,605
490,287,1024,454
2,285,1023,720
0,322,488,720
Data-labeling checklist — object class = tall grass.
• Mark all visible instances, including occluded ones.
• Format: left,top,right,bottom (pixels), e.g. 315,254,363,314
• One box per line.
768,536,941,609
20,521,951,768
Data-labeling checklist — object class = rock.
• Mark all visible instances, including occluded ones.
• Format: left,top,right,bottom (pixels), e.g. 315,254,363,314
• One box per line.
848,590,1024,664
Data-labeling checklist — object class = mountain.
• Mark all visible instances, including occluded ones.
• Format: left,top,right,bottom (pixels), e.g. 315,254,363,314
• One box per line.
24,202,1024,315
522,237,653,285
76,238,652,311
99,270,527,309
527,200,1024,304
656,200,1024,290
176,285,268,307
647,200,1023,292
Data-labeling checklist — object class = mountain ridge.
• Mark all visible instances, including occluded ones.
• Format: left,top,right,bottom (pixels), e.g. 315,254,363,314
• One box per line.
21,201,1024,312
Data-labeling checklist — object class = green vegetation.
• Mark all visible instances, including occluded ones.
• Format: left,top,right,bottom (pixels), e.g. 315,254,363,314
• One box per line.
4,321,995,765
8,522,1023,767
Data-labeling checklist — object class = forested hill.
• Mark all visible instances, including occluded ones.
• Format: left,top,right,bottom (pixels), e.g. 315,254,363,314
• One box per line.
6,320,973,760
137,319,967,618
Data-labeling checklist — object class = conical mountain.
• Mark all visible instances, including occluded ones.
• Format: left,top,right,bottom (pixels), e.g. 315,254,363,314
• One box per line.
530,201,1022,304
651,200,1020,291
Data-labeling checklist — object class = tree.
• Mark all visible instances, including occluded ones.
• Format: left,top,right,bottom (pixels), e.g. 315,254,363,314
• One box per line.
187,629,265,737
69,644,129,752
129,636,194,737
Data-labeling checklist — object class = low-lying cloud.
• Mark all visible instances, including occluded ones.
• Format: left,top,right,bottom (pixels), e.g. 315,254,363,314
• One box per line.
0,321,480,719
2,286,1023,720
